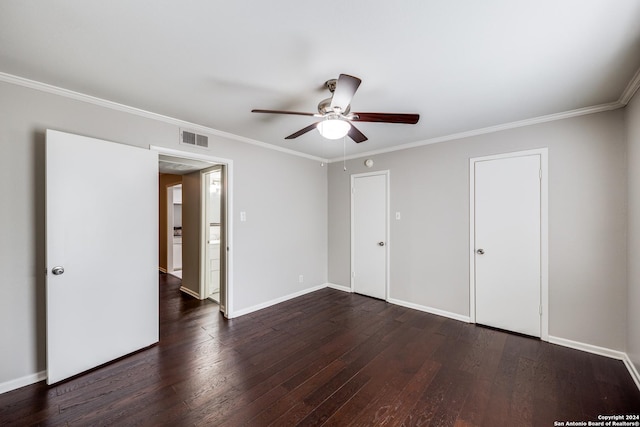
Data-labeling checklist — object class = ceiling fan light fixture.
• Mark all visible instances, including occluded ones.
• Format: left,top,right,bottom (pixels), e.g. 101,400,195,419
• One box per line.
317,117,351,140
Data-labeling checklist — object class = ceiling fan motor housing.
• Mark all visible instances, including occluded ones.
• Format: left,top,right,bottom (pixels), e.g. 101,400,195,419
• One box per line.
318,97,350,115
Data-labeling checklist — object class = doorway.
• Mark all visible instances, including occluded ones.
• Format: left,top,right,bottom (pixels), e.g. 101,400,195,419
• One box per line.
154,146,233,317
351,171,389,300
469,149,548,339
167,183,183,278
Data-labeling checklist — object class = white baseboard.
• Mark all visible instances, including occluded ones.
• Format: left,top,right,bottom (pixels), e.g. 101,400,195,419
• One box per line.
325,288,472,324
387,297,472,323
158,267,167,273
549,335,640,391
179,286,201,299
622,354,640,391
228,284,326,318
548,335,626,360
0,370,47,395
327,283,352,293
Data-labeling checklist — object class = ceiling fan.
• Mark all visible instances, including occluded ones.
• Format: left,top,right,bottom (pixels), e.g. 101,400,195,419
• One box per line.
251,74,420,143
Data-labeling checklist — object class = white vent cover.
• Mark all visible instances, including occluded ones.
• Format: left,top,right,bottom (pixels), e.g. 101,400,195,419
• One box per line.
180,129,209,149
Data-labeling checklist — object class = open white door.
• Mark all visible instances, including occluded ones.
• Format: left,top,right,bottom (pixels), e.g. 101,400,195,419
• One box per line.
46,130,158,384
202,167,222,304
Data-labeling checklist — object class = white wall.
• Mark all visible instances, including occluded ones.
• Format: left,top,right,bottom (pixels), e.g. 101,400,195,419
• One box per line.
0,81,328,388
181,170,201,295
329,110,628,351
627,91,640,373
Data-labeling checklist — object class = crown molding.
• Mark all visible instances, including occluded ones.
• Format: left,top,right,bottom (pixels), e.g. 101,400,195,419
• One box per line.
329,101,624,163
329,64,640,163
620,66,640,105
2,67,637,165
327,63,640,163
0,72,326,163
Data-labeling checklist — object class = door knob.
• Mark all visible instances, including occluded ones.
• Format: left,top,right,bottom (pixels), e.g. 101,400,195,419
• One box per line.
476,249,485,255
378,242,385,246
52,266,65,275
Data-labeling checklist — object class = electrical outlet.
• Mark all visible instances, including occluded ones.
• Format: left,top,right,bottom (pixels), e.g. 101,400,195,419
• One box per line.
299,275,304,283
240,211,246,222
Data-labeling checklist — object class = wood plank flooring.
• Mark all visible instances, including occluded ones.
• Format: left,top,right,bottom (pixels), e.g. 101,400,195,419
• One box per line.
1,273,639,426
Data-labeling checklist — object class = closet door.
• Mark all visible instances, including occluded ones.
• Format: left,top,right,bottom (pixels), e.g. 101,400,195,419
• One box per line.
352,172,388,300
474,154,541,337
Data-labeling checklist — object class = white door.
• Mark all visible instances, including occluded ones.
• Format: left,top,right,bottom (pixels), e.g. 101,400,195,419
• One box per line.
46,130,158,384
474,154,541,337
352,172,388,299
203,168,221,303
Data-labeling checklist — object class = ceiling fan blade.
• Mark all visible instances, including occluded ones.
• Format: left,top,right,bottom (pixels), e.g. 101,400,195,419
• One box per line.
330,74,362,111
284,122,320,139
352,112,420,124
252,109,316,117
348,123,368,143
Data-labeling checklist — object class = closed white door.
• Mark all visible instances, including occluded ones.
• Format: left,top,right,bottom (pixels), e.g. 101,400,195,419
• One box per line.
352,172,387,299
46,130,158,384
474,154,541,337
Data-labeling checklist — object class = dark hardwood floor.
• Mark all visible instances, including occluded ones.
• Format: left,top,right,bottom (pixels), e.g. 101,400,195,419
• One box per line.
2,274,639,426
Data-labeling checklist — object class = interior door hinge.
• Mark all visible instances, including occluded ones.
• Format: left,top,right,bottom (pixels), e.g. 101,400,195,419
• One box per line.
539,169,542,180
539,305,542,315
351,271,355,278
351,187,355,194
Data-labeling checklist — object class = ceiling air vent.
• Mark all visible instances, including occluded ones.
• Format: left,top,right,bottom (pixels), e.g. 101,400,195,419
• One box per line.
180,129,209,149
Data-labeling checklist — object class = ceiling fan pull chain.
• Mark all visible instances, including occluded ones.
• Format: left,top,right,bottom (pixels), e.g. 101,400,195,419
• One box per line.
343,135,347,172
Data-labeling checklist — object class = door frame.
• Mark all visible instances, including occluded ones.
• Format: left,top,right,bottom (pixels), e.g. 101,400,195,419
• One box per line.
350,170,390,299
469,148,549,341
151,146,234,318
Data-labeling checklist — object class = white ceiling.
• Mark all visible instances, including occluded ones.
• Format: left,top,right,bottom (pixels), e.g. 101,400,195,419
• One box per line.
1,1,639,160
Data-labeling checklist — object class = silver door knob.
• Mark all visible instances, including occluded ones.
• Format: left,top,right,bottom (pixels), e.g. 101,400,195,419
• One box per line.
52,266,65,275
378,242,385,246
476,249,484,255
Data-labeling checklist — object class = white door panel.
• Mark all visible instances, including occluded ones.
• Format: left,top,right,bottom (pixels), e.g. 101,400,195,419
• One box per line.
352,173,387,299
203,168,222,303
46,130,158,384
475,154,541,337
